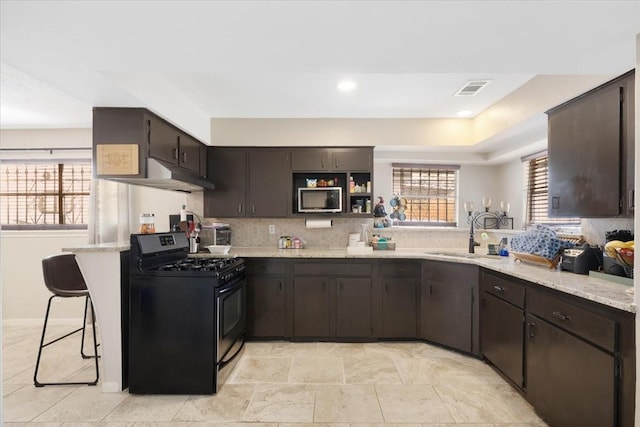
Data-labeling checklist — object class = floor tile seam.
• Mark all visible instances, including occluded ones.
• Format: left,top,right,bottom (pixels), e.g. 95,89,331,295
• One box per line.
230,383,257,424
27,384,79,423
430,382,464,423
170,392,192,422
372,382,389,423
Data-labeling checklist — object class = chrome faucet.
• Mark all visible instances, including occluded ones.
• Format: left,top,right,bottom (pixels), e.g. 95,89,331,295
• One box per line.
468,217,480,253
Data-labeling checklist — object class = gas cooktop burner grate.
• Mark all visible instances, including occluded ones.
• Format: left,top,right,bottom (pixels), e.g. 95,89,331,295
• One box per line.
158,258,236,272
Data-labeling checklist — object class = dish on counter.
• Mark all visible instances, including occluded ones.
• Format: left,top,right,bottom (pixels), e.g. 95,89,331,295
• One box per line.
205,245,231,255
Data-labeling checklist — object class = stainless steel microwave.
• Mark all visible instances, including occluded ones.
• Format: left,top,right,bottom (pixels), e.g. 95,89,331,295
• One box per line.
298,187,342,213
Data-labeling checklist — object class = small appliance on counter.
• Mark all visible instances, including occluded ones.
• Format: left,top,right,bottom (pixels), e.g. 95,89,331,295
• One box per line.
560,244,603,275
201,223,232,246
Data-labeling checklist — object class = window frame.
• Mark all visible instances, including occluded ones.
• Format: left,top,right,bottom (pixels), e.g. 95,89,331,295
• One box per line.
391,163,460,227
0,159,92,231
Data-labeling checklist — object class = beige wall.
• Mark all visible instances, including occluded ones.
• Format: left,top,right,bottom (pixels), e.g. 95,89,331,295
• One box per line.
1,231,89,321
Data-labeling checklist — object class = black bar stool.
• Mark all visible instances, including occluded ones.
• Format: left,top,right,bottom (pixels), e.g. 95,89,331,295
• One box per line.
34,253,99,387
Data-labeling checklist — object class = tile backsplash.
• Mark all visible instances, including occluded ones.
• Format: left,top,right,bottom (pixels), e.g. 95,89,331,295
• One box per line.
200,217,518,250
196,208,633,249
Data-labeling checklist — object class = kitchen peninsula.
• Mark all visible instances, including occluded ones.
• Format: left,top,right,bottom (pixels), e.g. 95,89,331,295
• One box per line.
61,241,130,393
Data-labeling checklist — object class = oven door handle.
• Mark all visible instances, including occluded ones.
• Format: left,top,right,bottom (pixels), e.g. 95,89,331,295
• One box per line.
219,335,246,369
217,280,244,295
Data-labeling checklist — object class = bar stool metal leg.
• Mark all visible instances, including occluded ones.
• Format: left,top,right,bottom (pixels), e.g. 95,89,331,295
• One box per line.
34,295,99,387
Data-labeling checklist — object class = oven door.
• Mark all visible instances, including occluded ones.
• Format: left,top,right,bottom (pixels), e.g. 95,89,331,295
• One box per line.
216,274,246,367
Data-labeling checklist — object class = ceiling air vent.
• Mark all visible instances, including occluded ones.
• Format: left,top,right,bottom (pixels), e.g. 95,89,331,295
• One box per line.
454,80,491,96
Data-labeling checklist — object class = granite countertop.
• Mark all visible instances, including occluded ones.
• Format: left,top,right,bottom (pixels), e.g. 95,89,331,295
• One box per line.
62,241,131,253
192,246,636,313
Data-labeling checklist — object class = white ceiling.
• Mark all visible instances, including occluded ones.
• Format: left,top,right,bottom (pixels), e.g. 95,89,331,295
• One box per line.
1,1,638,155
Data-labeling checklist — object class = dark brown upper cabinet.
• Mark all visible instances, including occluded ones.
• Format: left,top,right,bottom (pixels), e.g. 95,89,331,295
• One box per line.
146,114,205,177
93,107,208,180
547,70,635,217
204,147,291,218
291,147,372,172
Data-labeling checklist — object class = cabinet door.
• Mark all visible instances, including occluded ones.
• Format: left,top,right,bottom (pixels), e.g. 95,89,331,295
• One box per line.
293,276,330,337
481,293,524,387
381,278,417,338
622,73,635,215
248,149,290,217
422,280,473,353
148,117,179,164
246,275,286,338
548,82,621,216
291,148,330,171
336,277,372,338
203,148,247,217
332,148,372,172
178,133,202,175
526,314,615,427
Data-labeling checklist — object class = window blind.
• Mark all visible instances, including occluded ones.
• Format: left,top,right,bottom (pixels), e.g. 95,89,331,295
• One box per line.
524,155,580,226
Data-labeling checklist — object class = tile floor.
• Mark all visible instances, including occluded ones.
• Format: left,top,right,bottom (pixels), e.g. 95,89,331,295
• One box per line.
3,324,548,426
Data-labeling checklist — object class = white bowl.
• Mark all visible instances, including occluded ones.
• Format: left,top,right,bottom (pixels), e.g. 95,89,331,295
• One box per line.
205,245,231,255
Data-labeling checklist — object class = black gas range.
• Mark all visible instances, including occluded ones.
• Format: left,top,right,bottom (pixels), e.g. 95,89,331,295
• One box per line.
128,232,246,394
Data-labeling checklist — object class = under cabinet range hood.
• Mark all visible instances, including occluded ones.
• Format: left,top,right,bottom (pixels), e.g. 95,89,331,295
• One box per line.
105,158,215,193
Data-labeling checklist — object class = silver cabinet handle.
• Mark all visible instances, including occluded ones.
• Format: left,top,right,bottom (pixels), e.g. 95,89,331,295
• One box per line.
172,148,178,160
493,285,505,292
552,311,571,321
182,152,187,163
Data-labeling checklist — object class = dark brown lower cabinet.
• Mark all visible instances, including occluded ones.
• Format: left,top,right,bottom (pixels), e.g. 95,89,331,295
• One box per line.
381,278,417,338
526,314,615,427
481,293,524,387
421,280,473,352
292,276,331,338
246,276,286,338
336,277,372,338
421,261,479,354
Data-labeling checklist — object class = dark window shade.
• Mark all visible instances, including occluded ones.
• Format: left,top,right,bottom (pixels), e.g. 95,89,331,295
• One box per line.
524,156,580,226
1,162,91,228
392,166,458,226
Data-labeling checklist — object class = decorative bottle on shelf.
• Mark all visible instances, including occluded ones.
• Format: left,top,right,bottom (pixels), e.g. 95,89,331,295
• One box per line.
349,176,355,193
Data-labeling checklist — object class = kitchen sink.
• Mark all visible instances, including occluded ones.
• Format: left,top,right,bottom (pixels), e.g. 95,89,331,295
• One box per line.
425,251,500,259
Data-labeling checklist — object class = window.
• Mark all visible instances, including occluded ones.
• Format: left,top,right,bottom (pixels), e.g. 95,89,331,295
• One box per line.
1,161,92,229
392,164,459,226
523,153,579,226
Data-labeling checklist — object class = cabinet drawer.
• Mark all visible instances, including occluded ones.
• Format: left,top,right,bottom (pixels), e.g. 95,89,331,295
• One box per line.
483,272,525,309
380,261,420,277
294,261,372,277
528,290,616,352
245,260,287,276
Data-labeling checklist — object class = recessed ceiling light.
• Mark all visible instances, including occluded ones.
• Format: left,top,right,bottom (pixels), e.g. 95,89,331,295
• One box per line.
337,80,357,92
457,110,473,117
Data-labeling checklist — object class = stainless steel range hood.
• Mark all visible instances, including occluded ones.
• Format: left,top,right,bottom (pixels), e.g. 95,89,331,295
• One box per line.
107,158,215,193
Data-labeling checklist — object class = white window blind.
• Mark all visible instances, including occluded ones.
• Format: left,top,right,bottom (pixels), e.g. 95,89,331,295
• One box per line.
392,164,459,226
523,155,580,226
